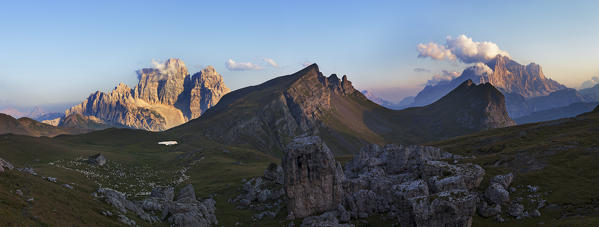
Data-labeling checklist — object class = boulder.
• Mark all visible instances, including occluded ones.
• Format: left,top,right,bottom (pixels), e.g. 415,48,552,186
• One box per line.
176,184,197,202
485,183,510,205
490,173,513,189
283,136,345,218
477,200,501,218
88,153,107,166
263,163,284,185
0,157,14,172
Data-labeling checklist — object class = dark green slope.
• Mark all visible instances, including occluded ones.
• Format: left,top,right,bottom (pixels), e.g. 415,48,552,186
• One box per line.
432,106,599,226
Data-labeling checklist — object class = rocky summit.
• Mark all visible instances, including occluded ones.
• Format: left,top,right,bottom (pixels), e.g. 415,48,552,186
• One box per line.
64,58,230,131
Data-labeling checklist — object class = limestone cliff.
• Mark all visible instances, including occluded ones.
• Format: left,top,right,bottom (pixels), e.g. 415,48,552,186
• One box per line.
65,58,229,131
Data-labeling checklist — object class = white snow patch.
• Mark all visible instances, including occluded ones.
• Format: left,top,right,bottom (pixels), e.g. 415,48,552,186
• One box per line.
158,141,178,146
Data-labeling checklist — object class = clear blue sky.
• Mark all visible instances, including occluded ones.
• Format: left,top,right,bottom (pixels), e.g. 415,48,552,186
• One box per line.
1,0,598,109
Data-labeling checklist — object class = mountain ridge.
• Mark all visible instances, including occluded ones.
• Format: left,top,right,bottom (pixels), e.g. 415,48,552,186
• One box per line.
168,64,514,155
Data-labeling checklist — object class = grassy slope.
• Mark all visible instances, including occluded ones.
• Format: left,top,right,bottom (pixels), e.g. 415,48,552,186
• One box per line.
432,110,599,226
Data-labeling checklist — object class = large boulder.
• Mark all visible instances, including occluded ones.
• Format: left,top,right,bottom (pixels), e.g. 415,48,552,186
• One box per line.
88,153,107,166
0,157,14,172
283,136,345,218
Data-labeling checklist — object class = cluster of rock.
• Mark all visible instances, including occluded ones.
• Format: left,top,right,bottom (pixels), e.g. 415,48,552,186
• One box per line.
478,174,543,221
94,184,217,227
63,58,230,131
229,163,286,221
282,136,485,226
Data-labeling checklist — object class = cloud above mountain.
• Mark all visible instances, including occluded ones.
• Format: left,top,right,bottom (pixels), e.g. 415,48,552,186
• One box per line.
580,76,599,89
263,58,278,67
426,70,460,86
225,59,262,71
417,35,510,63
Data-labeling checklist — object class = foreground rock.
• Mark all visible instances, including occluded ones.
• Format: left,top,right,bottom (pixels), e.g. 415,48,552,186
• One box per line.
88,153,107,166
230,163,285,220
283,136,485,226
96,184,217,227
283,136,345,219
0,157,14,172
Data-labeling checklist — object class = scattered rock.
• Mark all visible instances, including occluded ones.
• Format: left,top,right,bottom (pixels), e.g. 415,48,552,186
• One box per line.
15,189,23,196
507,202,525,218
530,209,541,217
27,197,34,202
44,177,57,183
17,167,37,176
102,210,113,216
88,153,107,166
0,157,14,172
283,136,345,218
118,214,137,226
477,200,501,218
63,184,74,189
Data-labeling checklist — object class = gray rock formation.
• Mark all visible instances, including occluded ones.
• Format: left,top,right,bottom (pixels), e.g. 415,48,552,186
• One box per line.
96,184,217,227
0,157,14,172
88,153,107,166
283,136,345,218
282,138,485,226
263,163,284,185
65,58,229,131
230,163,285,220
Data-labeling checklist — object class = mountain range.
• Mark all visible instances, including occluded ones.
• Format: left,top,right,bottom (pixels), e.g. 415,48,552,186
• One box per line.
60,59,230,131
168,64,514,155
410,55,599,118
0,113,91,137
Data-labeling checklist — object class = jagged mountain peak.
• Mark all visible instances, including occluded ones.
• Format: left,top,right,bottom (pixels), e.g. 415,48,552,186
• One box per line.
65,58,229,131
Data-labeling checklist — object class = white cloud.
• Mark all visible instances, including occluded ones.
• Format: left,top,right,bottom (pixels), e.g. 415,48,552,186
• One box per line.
471,62,494,76
263,58,278,67
425,70,460,86
580,76,599,89
417,42,455,61
225,59,262,71
417,35,510,63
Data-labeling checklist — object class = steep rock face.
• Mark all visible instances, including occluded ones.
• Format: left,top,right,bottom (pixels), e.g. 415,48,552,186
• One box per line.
189,66,231,119
283,136,345,218
486,56,565,97
65,58,229,131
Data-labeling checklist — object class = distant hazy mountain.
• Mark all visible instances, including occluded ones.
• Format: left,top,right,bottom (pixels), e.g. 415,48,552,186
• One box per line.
360,90,401,109
0,113,90,137
514,102,599,124
169,64,514,154
580,83,599,101
64,58,230,131
411,55,583,117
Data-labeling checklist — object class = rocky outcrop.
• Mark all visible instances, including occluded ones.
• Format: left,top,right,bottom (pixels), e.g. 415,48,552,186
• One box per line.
283,136,345,218
282,137,485,226
88,153,107,166
0,157,14,172
95,184,217,227
65,58,229,131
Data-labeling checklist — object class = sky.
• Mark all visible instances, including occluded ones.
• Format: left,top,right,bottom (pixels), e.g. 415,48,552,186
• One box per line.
1,0,599,110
